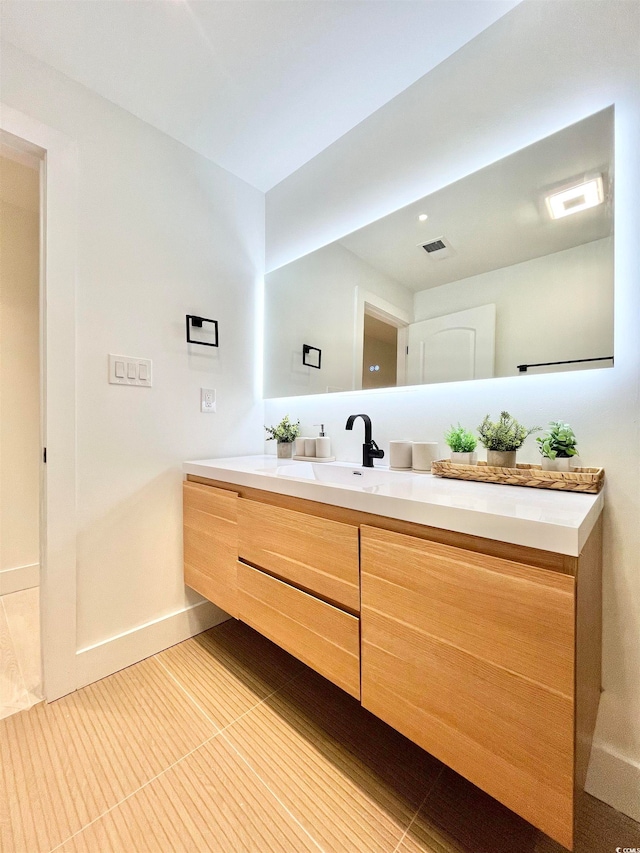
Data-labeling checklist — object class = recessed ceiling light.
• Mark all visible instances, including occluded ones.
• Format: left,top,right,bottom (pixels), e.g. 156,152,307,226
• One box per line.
417,213,429,222
546,175,604,220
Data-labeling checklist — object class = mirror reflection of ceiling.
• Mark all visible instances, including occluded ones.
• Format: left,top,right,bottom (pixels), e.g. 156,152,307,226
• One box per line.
338,108,613,292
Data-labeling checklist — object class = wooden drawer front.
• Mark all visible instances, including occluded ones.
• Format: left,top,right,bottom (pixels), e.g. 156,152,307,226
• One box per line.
238,562,360,699
237,498,359,612
360,525,575,849
362,526,575,693
183,481,238,618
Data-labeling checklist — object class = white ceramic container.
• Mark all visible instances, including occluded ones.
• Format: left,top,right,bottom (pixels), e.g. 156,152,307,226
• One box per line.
389,441,413,470
412,442,439,472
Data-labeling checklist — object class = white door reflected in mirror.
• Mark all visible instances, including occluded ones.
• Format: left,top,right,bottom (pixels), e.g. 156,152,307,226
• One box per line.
407,304,495,385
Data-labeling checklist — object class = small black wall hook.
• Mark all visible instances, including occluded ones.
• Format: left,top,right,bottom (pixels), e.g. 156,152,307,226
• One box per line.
302,344,321,369
186,315,219,347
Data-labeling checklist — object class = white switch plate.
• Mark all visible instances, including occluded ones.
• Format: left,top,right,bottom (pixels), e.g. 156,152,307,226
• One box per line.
109,354,152,387
201,388,216,413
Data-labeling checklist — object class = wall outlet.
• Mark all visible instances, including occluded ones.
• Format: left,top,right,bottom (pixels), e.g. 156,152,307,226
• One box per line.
201,388,216,413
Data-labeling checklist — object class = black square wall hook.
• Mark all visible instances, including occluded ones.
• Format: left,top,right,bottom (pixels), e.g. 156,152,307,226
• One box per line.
186,315,219,347
302,344,321,369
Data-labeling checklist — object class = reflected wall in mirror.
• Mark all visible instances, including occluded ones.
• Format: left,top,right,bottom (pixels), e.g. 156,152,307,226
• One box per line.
264,107,614,398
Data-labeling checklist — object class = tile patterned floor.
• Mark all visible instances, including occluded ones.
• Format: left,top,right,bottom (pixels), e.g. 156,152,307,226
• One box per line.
1,618,638,853
0,587,42,720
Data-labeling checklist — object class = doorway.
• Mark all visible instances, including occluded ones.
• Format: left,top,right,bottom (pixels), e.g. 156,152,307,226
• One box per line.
0,141,42,717
353,288,410,390
362,311,398,389
0,107,78,704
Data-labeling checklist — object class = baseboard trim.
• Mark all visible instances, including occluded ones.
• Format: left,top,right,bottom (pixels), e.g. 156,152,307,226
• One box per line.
75,599,230,689
0,563,39,596
585,741,640,823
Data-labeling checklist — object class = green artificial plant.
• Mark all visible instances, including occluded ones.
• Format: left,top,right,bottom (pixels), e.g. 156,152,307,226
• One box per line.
264,415,301,444
536,421,579,459
477,411,540,452
444,424,477,453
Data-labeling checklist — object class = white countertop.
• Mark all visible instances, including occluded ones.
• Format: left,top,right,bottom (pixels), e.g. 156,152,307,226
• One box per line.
183,455,604,557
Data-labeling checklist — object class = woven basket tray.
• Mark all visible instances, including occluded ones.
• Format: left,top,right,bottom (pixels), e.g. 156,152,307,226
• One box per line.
431,460,604,494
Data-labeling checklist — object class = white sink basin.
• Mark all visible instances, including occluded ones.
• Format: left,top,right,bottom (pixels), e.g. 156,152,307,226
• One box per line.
275,460,418,488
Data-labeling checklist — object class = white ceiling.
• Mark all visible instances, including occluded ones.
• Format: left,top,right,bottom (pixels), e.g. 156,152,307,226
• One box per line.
339,108,614,292
0,0,520,191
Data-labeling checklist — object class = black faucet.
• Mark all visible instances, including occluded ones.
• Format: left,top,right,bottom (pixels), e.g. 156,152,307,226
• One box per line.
345,414,385,468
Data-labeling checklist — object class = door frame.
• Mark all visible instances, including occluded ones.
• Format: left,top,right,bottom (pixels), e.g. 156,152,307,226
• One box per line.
1,105,78,701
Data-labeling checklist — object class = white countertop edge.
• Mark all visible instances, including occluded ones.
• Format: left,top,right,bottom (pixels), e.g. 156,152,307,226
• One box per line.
577,493,605,553
183,456,604,557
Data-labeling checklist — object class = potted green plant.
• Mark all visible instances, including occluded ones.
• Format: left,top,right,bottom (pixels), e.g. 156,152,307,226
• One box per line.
444,424,478,465
536,421,579,472
477,411,540,469
264,415,301,459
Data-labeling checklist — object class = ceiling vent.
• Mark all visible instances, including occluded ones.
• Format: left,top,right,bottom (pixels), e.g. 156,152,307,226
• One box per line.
418,236,456,260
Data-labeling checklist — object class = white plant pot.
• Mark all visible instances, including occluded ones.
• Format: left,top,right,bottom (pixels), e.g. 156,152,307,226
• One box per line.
276,441,293,459
541,456,572,472
450,451,477,466
486,450,516,469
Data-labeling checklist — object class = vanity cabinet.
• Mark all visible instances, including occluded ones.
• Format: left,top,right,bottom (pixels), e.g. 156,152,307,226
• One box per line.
183,474,601,850
360,525,576,848
183,481,239,618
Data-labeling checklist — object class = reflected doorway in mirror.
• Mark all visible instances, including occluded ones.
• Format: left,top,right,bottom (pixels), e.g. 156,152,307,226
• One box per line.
354,289,411,391
362,313,398,389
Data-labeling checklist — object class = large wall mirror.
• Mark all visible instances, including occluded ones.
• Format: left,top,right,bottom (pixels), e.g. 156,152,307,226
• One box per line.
264,107,614,398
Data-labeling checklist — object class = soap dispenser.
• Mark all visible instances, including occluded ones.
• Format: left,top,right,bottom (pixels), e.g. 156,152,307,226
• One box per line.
314,424,331,459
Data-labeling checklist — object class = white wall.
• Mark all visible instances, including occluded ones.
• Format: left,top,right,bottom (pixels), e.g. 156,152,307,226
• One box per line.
414,238,613,377
265,0,640,820
264,241,411,397
0,155,40,590
0,44,264,672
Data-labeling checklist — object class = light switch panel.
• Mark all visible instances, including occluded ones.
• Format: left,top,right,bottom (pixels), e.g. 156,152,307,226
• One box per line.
109,354,152,387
